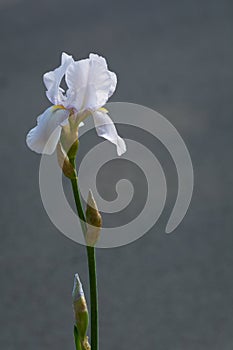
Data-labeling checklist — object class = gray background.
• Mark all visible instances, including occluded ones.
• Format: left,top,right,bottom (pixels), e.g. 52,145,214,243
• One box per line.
0,0,233,349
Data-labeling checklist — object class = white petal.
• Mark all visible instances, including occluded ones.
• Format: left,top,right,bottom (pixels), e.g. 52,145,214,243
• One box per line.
26,106,69,154
89,54,117,98
65,54,117,112
65,58,92,111
108,71,117,98
92,110,126,156
72,273,84,302
43,52,74,105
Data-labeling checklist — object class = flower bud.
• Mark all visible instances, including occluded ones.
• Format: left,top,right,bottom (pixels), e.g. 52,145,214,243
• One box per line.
72,274,90,349
56,142,76,179
85,190,102,246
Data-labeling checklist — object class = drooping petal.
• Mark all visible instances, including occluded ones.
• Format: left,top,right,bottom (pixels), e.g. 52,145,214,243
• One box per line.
43,52,74,105
92,110,126,156
65,54,117,112
26,106,70,154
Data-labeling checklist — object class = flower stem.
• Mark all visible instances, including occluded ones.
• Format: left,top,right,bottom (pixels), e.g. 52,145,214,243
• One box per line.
86,246,98,350
70,177,87,233
70,174,99,350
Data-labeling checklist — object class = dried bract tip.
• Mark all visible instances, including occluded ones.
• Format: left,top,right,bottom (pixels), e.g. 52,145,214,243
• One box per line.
82,336,91,350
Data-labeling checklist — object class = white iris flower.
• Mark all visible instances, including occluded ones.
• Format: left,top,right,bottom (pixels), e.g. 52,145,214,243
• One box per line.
26,52,126,156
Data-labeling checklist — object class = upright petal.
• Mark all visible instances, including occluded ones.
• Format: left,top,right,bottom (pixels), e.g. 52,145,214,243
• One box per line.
65,58,91,111
65,54,117,112
89,54,117,99
92,110,126,156
43,52,74,105
26,106,70,154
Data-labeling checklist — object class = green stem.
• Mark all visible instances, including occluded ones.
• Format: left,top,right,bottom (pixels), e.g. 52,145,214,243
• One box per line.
70,172,98,350
86,246,98,350
70,177,87,234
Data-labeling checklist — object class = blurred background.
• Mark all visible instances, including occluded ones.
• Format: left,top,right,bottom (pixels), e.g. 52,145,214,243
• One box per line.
0,0,233,349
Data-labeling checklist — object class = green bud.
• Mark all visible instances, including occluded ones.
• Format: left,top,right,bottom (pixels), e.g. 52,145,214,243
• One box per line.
85,190,102,246
72,274,89,345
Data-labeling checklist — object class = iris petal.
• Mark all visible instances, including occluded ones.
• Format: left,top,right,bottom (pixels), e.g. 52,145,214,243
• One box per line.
43,52,74,105
65,54,117,112
92,110,126,156
26,106,69,154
